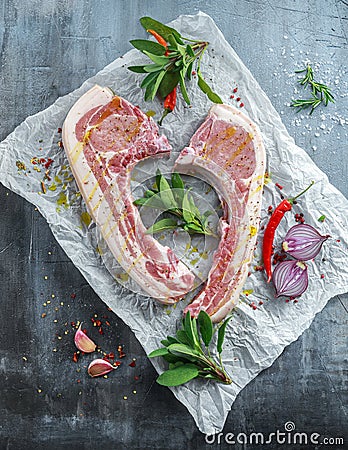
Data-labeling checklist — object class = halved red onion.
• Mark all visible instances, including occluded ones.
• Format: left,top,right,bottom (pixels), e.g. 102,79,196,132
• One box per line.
272,260,308,297
282,224,330,261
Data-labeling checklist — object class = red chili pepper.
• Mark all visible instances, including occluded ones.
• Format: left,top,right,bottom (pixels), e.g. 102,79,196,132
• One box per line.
147,29,168,50
147,29,177,124
263,181,314,282
158,87,177,125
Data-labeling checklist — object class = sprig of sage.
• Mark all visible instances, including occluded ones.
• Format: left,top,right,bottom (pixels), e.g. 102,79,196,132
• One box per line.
128,16,222,105
133,171,216,236
149,311,233,386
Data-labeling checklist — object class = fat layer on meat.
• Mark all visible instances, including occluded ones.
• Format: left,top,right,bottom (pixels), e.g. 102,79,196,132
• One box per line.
62,85,195,303
174,104,266,322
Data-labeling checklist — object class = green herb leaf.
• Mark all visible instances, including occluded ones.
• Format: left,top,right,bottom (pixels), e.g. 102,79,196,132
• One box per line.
143,64,164,73
217,316,232,354
144,190,156,198
198,311,213,346
318,214,326,222
128,65,148,73
183,312,201,350
179,72,191,105
159,176,178,209
169,361,185,370
133,197,148,206
158,71,180,98
167,343,201,361
184,223,204,234
155,169,162,191
171,172,185,190
182,191,195,223
197,73,223,103
148,309,232,385
176,329,192,346
130,39,166,56
291,64,335,115
140,17,184,44
146,218,178,235
171,173,185,207
148,347,169,358
149,70,166,101
156,363,199,386
141,71,161,89
163,353,186,364
143,50,170,65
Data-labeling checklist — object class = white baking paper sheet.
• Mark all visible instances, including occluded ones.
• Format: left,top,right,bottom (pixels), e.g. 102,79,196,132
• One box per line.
1,12,347,435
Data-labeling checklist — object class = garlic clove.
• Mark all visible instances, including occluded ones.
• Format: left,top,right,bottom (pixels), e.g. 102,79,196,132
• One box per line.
74,324,97,353
87,358,117,377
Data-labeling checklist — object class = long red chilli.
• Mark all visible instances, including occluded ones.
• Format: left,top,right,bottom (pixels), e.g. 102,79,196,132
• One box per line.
263,181,314,282
147,28,177,124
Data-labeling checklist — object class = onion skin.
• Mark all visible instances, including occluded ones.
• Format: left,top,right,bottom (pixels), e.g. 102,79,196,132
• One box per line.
272,260,309,298
282,224,329,261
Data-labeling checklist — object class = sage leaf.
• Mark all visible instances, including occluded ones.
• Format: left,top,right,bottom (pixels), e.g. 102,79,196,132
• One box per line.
169,361,185,370
167,343,201,361
143,50,170,65
146,218,178,235
163,353,186,364
176,329,191,346
182,192,195,223
159,176,178,209
133,197,148,206
197,73,223,104
143,64,164,73
130,39,166,56
128,65,147,73
183,312,200,350
140,16,183,44
144,190,156,198
141,71,160,89
148,347,169,358
149,70,166,101
167,34,178,49
171,173,185,207
158,71,180,98
184,223,204,234
156,364,199,386
155,169,162,191
187,61,194,81
217,315,233,354
186,44,195,57
198,311,213,347
171,172,185,190
179,72,191,105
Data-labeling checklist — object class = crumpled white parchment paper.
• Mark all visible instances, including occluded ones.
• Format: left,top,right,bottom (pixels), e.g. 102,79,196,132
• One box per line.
1,12,348,435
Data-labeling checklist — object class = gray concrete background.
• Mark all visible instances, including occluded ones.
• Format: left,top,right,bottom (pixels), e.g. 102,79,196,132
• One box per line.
0,1,347,449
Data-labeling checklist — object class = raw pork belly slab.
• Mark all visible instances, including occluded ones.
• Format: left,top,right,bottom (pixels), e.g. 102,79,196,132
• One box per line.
62,85,195,303
175,104,266,322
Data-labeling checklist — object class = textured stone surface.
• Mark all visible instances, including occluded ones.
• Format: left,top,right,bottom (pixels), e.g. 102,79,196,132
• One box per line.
0,1,347,448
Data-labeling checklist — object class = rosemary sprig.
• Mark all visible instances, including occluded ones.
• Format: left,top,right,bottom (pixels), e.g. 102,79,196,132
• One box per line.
149,311,233,386
291,64,335,114
128,17,222,107
133,171,216,237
